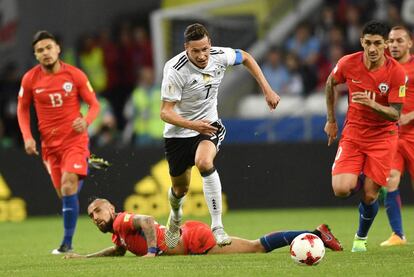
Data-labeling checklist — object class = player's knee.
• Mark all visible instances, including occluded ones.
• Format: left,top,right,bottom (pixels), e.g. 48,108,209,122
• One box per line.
61,175,79,196
173,186,189,197
195,158,213,173
387,175,400,191
363,192,378,204
332,184,351,198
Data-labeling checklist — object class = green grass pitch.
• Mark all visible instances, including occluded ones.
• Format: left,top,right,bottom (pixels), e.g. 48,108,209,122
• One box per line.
1,207,414,276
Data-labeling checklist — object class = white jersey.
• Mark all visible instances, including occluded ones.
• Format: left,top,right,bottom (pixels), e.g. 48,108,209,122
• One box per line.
161,46,239,138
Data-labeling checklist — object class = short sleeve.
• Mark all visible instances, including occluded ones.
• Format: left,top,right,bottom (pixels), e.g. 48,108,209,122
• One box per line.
388,65,406,104
72,68,94,94
161,66,185,102
19,72,33,100
213,47,237,67
331,57,347,84
113,213,135,235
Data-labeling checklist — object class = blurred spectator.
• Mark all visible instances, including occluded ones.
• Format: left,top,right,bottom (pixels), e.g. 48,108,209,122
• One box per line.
116,23,136,129
317,44,345,89
81,96,117,147
132,26,154,69
315,4,337,46
402,0,414,26
386,2,403,26
261,47,293,96
286,22,321,67
78,34,107,94
98,28,120,94
122,67,164,146
284,52,305,96
0,62,20,147
343,4,363,52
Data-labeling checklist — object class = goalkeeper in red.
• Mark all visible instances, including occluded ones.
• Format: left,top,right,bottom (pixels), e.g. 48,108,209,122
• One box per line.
324,21,406,252
17,31,100,254
64,198,343,259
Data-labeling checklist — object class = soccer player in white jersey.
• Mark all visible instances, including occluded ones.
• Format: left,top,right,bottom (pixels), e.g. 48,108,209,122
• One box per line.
160,23,280,248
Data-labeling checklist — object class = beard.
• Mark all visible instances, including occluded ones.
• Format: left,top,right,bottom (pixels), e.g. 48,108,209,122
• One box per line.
98,218,114,233
41,58,58,70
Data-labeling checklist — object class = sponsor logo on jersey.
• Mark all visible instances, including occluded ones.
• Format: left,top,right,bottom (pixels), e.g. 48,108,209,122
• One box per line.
73,163,82,169
35,88,45,94
351,79,362,83
399,85,406,97
378,82,389,95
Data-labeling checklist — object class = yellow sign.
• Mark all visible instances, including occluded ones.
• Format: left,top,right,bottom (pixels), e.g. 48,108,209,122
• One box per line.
124,159,227,217
0,174,27,222
0,174,11,199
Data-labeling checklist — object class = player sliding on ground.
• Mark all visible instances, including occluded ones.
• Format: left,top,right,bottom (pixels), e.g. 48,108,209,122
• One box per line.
64,198,343,259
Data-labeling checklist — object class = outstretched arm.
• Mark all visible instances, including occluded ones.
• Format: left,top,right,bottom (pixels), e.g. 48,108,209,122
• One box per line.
64,245,126,259
240,50,280,110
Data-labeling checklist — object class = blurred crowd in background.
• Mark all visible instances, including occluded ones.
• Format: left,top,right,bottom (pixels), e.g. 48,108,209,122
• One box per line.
0,0,411,148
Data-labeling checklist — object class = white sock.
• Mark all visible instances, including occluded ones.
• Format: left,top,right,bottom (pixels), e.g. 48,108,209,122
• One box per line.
168,187,184,220
202,170,223,229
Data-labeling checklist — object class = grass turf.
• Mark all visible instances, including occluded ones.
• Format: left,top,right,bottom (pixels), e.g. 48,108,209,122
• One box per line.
1,206,414,276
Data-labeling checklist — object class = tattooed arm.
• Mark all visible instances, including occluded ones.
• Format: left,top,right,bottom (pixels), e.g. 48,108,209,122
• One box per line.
352,92,402,121
324,74,339,146
132,215,158,258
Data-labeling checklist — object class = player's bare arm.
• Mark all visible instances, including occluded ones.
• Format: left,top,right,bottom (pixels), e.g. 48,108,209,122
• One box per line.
160,100,218,136
64,245,126,259
398,111,414,125
131,215,158,258
324,74,339,146
72,117,88,133
352,92,402,121
240,50,280,110
24,138,39,156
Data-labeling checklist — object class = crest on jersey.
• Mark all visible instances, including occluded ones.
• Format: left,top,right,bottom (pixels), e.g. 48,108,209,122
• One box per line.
214,66,225,77
62,82,73,94
378,82,389,95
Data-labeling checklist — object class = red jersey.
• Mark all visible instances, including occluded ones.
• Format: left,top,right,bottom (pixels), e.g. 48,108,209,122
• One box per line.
332,52,406,140
17,62,99,149
112,212,168,256
399,56,414,139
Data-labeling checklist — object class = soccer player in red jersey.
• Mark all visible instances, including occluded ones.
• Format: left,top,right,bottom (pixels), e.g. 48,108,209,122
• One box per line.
17,31,100,254
63,198,342,259
324,21,406,252
380,25,414,247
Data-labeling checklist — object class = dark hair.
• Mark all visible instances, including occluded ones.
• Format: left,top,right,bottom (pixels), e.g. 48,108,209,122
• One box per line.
184,23,210,43
390,25,413,40
361,21,390,39
32,30,58,47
